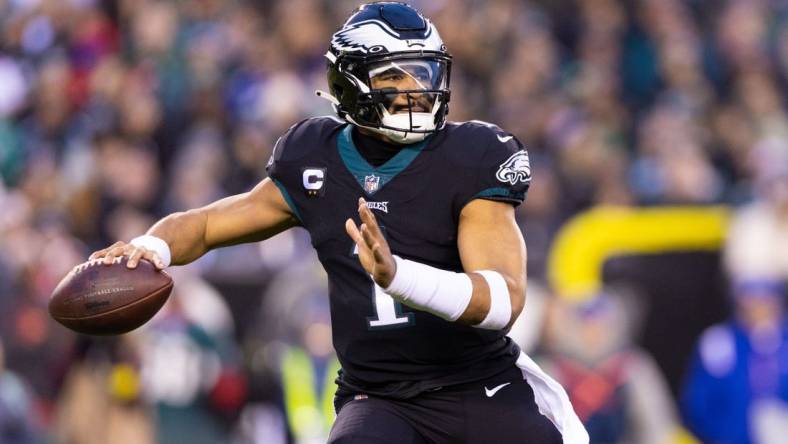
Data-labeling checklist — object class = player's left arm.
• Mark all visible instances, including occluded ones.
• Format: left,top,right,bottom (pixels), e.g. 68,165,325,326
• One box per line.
346,125,530,330
455,198,525,328
346,197,525,330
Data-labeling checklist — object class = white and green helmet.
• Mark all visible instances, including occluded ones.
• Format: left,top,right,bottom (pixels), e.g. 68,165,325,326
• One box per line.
321,2,452,144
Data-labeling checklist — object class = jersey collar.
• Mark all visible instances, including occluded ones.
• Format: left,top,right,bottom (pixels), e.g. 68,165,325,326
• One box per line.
337,125,431,195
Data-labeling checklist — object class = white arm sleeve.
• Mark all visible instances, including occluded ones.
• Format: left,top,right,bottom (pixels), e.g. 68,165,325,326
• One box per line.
383,256,513,330
383,256,472,321
473,270,512,330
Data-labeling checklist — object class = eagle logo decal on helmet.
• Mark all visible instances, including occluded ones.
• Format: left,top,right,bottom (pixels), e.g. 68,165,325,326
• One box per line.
331,19,439,54
496,151,532,186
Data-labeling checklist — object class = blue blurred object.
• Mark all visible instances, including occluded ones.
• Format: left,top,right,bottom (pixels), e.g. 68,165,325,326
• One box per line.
680,321,788,443
733,278,785,300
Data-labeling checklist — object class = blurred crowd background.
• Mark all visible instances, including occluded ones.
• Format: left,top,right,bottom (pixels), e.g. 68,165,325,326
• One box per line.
1,0,787,443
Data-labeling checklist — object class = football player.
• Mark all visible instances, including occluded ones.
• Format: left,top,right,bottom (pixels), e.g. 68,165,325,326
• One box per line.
91,3,587,443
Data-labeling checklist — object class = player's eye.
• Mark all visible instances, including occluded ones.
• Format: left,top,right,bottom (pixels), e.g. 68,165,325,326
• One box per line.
377,71,404,82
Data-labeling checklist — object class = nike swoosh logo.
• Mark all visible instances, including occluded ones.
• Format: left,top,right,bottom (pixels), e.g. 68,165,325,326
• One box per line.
485,382,511,397
497,135,514,143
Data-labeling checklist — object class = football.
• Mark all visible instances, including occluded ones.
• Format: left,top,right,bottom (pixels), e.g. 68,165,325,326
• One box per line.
49,257,173,335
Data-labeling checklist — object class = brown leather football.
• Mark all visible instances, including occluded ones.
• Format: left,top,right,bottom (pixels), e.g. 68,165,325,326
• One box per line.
49,257,173,335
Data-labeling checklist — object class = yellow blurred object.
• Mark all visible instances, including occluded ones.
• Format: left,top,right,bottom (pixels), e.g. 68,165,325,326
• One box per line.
282,346,341,441
548,205,731,300
672,426,700,444
56,363,155,444
108,363,141,402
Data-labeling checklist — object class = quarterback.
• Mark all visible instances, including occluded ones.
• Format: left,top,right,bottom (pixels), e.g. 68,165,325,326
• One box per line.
91,3,587,443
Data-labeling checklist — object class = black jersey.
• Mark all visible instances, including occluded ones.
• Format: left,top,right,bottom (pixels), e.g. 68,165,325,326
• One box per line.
266,117,531,399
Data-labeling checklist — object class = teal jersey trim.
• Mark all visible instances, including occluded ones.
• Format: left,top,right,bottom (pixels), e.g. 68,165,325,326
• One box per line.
472,186,527,202
337,125,430,195
272,178,303,224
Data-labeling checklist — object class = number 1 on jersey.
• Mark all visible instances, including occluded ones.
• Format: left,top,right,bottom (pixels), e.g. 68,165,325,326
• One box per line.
368,283,413,328
352,242,414,329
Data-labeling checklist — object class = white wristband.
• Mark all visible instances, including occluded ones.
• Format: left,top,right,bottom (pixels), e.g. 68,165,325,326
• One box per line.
130,235,172,268
474,270,512,330
384,256,472,321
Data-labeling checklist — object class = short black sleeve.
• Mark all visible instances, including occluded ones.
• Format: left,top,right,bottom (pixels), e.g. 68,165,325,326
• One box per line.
456,123,531,208
264,117,345,225
266,119,306,181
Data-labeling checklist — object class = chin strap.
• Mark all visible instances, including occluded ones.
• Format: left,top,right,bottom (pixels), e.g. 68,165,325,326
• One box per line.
379,111,434,143
347,114,429,144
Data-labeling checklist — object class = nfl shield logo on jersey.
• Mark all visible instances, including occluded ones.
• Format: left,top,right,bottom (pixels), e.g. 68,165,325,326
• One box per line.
364,174,380,194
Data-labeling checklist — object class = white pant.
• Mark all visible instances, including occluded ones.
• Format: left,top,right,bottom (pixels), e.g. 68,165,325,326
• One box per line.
516,351,589,444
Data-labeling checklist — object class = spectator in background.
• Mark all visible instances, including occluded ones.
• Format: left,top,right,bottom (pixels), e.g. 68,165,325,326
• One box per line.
540,290,679,444
680,279,788,444
0,338,41,444
139,267,246,444
725,141,788,283
54,336,155,444
681,143,788,444
255,256,338,444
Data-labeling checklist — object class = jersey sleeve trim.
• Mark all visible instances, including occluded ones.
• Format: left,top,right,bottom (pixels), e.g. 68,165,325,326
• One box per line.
471,187,527,204
272,178,304,225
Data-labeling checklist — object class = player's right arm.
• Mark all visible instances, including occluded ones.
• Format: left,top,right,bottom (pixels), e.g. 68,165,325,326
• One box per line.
89,178,299,268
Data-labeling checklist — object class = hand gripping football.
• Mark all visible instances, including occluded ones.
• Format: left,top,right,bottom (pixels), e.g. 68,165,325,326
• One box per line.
49,257,173,335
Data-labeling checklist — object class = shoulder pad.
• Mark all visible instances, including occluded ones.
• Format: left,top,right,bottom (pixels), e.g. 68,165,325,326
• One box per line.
268,116,345,167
